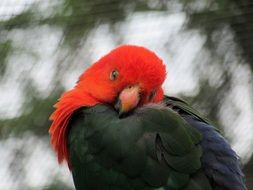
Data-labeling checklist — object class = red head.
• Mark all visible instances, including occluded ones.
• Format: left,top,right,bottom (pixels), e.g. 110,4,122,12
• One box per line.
49,45,166,167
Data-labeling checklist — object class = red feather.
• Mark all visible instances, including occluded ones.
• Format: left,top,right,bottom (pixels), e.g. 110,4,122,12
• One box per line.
49,88,99,168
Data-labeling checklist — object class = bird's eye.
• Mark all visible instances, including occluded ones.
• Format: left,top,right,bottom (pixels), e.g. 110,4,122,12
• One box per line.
148,90,156,101
110,70,119,81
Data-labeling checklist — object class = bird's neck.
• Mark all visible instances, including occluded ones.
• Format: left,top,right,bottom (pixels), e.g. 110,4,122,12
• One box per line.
49,88,100,168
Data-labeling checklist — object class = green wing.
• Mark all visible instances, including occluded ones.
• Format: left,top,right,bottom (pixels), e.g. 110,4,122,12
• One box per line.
163,96,211,124
68,104,212,190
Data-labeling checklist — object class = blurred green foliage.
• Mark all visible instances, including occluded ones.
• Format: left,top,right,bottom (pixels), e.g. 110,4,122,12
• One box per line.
0,40,12,76
1,87,63,137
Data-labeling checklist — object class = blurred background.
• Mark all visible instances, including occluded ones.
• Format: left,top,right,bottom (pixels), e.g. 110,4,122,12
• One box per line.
0,0,252,189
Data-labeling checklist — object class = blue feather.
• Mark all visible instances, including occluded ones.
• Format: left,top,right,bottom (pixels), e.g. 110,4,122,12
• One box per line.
183,115,246,190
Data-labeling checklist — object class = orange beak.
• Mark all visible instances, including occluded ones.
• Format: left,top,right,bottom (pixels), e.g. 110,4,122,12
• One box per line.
115,85,140,116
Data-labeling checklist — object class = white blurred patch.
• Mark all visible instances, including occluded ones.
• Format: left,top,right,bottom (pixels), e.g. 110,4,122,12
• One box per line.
220,64,253,163
0,134,74,190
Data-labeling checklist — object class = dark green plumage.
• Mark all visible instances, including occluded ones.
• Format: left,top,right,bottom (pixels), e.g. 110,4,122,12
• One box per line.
68,97,214,190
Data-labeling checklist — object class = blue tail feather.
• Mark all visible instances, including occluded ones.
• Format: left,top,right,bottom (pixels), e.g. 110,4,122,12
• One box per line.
183,115,246,190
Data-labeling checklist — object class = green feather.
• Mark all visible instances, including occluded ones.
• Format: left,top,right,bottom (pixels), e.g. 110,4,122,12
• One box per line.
68,100,212,190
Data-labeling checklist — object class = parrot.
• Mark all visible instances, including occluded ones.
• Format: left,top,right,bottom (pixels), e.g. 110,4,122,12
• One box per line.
49,45,247,190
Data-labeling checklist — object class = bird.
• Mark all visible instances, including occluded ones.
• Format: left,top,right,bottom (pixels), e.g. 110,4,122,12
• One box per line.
49,45,247,190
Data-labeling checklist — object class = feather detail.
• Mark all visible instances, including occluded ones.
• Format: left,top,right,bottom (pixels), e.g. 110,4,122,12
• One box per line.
49,87,99,168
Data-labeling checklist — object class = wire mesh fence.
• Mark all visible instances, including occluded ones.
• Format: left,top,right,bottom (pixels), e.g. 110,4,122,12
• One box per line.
0,0,253,189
